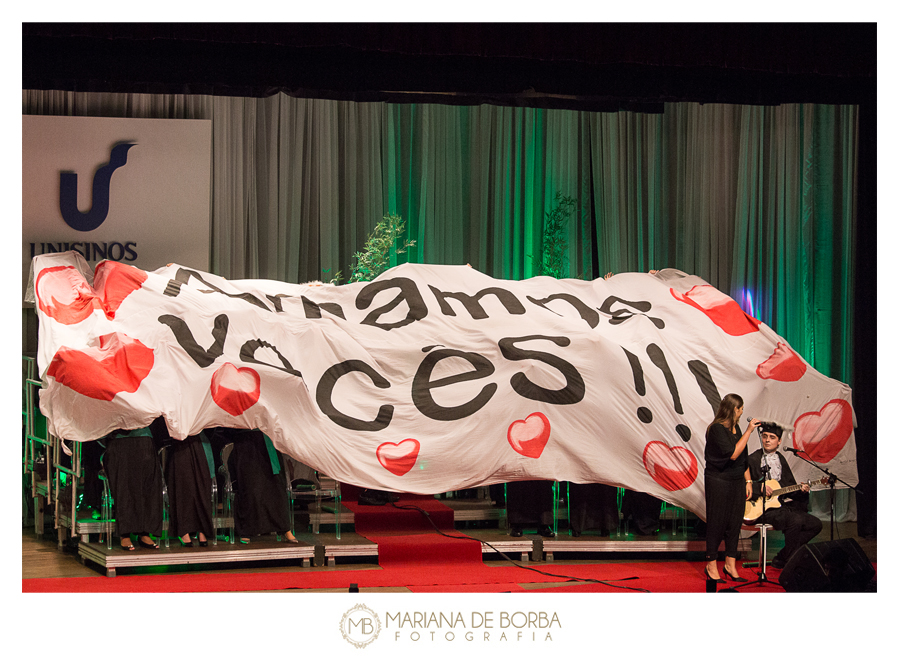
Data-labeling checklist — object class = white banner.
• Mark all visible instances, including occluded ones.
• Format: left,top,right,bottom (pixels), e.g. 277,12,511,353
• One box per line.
30,251,857,518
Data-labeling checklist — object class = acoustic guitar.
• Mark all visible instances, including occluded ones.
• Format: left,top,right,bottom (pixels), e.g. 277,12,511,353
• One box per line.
743,476,828,523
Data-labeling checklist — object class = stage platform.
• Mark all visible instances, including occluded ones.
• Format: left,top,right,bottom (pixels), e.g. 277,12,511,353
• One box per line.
78,535,317,577
58,496,752,577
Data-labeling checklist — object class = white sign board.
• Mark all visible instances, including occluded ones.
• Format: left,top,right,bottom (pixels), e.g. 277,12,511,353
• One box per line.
22,115,211,303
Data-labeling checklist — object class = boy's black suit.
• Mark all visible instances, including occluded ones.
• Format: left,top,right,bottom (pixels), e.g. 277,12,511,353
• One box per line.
748,449,822,568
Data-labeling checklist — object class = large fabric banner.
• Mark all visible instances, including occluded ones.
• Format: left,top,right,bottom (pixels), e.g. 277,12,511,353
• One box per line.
29,251,857,518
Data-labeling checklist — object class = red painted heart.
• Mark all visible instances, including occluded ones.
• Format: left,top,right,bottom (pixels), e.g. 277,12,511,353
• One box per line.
507,412,551,459
756,341,807,382
91,260,148,320
642,441,698,492
376,439,420,476
210,363,261,416
35,261,146,325
670,285,761,336
46,332,154,401
792,399,853,463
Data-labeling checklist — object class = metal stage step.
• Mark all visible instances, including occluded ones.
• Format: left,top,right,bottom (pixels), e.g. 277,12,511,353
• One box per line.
541,536,752,560
79,536,317,577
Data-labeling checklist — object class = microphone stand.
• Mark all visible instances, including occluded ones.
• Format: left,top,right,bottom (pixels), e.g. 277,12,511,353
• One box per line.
729,427,778,591
785,449,861,541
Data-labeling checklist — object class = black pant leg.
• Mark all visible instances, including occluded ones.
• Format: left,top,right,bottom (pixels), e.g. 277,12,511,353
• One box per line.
722,480,745,558
705,476,744,560
779,510,823,560
704,476,727,560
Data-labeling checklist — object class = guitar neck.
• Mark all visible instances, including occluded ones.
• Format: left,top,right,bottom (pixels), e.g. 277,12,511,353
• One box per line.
772,483,805,497
772,478,821,497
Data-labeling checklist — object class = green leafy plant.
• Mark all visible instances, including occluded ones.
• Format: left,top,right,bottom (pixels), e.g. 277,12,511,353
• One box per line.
532,191,577,279
320,268,343,285
348,213,416,283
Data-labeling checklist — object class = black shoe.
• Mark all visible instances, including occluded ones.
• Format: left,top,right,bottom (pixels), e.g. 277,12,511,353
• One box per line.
704,566,725,583
509,526,523,538
723,568,748,582
178,535,193,548
571,530,582,538
537,525,556,538
138,534,159,550
770,556,786,569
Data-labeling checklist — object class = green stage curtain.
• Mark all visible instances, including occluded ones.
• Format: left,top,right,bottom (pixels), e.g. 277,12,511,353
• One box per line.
22,91,857,385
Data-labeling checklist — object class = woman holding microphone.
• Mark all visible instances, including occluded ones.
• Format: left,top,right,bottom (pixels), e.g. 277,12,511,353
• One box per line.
703,393,760,583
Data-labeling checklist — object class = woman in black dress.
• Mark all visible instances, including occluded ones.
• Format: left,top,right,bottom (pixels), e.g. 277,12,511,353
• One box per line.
622,489,663,536
166,430,216,547
703,393,760,582
103,427,164,550
567,483,619,537
506,480,556,537
217,427,297,544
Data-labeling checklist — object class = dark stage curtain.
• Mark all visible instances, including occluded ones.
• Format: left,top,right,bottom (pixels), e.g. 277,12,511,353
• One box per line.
22,92,858,385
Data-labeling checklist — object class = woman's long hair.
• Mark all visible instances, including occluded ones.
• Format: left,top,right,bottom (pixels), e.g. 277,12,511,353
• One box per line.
706,393,743,435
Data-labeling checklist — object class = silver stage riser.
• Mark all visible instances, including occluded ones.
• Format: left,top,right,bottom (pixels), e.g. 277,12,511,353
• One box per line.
543,538,752,560
78,540,319,577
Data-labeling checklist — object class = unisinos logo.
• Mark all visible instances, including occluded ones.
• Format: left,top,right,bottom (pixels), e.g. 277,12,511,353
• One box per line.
340,604,382,648
59,142,135,232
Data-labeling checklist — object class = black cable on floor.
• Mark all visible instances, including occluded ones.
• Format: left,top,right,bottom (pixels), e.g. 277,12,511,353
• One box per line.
389,502,650,593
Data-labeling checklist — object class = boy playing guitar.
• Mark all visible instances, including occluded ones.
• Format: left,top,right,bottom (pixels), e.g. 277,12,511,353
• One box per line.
746,422,824,569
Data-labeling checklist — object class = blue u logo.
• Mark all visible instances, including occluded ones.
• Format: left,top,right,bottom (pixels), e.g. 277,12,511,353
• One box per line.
59,142,135,232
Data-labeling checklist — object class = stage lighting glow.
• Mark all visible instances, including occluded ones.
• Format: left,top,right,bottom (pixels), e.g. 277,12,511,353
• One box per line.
740,289,755,317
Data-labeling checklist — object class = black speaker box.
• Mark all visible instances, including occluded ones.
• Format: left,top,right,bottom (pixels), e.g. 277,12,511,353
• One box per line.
779,538,875,592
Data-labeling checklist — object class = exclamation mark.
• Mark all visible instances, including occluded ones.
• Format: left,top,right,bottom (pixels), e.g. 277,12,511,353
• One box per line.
622,347,653,424
622,345,692,442
688,359,721,414
646,344,691,442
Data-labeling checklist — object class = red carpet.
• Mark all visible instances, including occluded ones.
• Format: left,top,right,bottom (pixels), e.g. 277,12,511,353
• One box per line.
24,559,852,593
368,533,484,565
343,494,456,534
342,491,480,565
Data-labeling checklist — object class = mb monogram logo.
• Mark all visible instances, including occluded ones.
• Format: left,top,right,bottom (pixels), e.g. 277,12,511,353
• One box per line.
340,603,381,648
